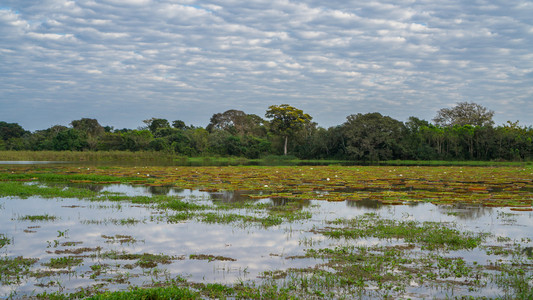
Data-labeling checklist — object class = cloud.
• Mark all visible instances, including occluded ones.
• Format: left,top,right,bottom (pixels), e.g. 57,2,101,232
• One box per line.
0,0,532,130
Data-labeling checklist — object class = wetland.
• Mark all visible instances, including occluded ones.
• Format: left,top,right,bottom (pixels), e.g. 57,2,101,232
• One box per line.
0,164,532,299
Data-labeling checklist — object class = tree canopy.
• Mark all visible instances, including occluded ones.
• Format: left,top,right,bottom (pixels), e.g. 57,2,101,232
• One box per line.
1,102,531,161
265,104,312,155
433,102,495,127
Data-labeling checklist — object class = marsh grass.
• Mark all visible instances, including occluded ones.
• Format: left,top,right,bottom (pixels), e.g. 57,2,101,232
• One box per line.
85,285,200,300
321,213,486,250
42,256,83,269
0,150,176,162
2,164,532,207
0,256,39,284
17,214,58,222
0,181,97,199
198,212,283,227
1,164,532,299
95,251,175,268
0,234,11,248
0,172,137,183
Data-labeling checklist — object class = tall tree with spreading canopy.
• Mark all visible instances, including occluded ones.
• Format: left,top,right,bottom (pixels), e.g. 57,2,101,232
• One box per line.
70,118,105,150
433,102,494,127
342,113,405,161
143,118,170,134
265,104,312,155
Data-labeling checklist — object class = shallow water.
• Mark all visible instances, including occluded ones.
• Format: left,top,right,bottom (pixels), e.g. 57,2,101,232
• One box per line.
0,184,532,298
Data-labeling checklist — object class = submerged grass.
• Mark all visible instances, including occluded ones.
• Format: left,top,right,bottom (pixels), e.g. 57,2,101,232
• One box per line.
17,214,57,222
2,164,532,207
320,213,486,250
42,256,83,269
0,234,11,248
0,181,97,199
1,164,532,299
0,256,39,285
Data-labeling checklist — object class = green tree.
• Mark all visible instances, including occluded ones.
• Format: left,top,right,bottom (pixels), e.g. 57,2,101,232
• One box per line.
433,102,494,127
122,130,153,151
70,118,105,150
70,118,104,137
342,113,405,161
206,110,267,136
0,121,28,141
265,104,312,155
52,129,86,151
143,118,170,134
172,120,187,130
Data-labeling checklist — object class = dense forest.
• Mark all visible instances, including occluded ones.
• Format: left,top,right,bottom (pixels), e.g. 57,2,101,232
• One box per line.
1,102,532,161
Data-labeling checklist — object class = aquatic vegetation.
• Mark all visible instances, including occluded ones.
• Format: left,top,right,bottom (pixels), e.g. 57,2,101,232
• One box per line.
0,256,39,284
2,165,530,207
189,254,236,262
320,213,486,250
85,285,201,300
95,251,176,269
0,233,10,248
17,214,58,222
42,256,83,269
0,164,532,299
0,181,97,199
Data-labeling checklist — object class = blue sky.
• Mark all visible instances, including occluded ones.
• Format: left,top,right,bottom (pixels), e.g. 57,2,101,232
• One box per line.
1,0,532,131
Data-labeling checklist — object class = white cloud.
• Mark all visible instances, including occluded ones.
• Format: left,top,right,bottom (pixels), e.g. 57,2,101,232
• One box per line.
0,0,531,130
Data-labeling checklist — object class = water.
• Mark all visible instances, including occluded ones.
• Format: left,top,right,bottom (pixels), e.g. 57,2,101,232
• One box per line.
1,184,532,298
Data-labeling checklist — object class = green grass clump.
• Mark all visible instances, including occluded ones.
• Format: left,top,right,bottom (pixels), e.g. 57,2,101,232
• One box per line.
0,150,177,162
158,198,207,211
198,212,283,227
323,213,486,250
0,181,97,199
96,251,174,268
17,214,57,222
42,256,83,269
0,256,39,284
0,234,10,248
0,172,136,183
85,286,200,299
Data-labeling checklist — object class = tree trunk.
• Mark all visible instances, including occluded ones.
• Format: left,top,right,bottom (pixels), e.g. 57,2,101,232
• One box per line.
284,136,288,156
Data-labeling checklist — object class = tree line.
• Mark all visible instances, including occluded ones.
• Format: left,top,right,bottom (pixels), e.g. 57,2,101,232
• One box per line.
1,102,531,161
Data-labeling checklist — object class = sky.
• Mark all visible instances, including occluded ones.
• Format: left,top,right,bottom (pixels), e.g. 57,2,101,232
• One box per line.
1,0,532,131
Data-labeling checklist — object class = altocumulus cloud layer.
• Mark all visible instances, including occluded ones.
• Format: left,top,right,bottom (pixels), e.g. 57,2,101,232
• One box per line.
1,0,532,130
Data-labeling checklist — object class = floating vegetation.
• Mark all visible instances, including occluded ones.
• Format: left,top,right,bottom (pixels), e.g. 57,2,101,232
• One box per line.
318,213,486,250
0,233,10,248
2,165,531,207
16,214,57,222
0,164,532,298
0,256,39,284
95,251,177,269
189,254,237,262
101,234,140,245
42,256,83,269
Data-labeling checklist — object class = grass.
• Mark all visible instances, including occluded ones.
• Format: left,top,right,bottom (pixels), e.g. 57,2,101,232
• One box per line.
0,234,11,248
0,181,98,199
84,286,200,300
1,164,532,207
382,159,532,167
42,256,83,269
0,150,177,162
95,251,175,268
321,213,486,250
0,164,532,298
17,214,58,222
1,150,530,167
0,256,39,285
